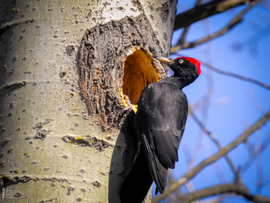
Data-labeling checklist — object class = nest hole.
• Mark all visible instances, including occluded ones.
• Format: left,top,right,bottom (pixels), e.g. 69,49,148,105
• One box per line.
122,48,160,108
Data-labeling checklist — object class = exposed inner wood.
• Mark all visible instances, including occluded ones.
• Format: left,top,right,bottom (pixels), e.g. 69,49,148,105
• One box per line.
78,15,166,129
122,49,160,105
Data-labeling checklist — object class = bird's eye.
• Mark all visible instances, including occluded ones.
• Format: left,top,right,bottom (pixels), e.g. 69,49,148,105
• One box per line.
178,59,184,64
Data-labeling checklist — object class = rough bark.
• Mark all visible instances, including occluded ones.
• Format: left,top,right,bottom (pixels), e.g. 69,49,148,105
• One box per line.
0,0,176,202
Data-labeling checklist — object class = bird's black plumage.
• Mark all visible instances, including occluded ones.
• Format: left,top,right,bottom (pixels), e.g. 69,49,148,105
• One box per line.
120,57,201,203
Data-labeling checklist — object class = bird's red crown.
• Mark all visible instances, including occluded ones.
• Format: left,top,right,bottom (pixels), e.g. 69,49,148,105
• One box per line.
176,57,201,75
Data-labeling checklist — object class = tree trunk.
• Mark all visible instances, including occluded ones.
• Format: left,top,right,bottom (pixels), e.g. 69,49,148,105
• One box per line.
0,0,176,202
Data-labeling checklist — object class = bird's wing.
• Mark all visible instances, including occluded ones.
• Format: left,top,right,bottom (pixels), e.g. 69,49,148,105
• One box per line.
136,82,188,193
142,133,168,194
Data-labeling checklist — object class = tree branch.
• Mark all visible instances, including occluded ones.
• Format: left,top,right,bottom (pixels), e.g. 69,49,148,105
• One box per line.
241,132,270,174
179,183,270,203
189,109,238,175
152,111,270,203
246,88,267,114
171,1,259,53
198,196,226,203
174,0,258,31
177,0,203,46
201,61,270,91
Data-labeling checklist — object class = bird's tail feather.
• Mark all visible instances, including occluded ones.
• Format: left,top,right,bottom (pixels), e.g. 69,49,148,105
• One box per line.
142,134,168,194
120,151,153,203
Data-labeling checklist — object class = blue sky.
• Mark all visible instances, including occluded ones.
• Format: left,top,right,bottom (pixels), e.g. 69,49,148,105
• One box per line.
155,1,270,202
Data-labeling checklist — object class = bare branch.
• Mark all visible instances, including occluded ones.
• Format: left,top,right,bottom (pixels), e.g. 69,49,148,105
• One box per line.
152,111,270,203
201,61,270,91
167,170,184,203
195,0,204,5
171,1,259,53
189,109,238,175
241,132,270,174
197,196,226,203
246,88,267,114
176,0,203,47
179,183,270,203
255,150,264,194
174,0,258,31
177,26,190,47
254,132,264,194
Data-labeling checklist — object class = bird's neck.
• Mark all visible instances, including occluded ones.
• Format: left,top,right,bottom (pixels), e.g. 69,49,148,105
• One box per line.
161,76,185,89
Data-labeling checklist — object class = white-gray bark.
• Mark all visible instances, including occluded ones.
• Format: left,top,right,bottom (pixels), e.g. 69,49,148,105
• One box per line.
0,0,176,202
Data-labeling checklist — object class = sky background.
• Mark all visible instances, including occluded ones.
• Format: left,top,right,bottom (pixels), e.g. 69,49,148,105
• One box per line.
155,1,270,202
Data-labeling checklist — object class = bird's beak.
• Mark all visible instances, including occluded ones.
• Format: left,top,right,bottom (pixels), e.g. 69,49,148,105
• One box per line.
157,57,174,64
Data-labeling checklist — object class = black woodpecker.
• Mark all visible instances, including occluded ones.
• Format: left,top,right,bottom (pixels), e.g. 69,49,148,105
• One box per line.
120,57,201,203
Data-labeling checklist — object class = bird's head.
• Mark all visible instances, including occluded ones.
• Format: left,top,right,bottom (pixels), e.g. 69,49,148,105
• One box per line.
158,56,201,87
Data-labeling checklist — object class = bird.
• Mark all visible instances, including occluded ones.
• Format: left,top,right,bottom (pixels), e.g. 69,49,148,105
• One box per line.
120,56,201,203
